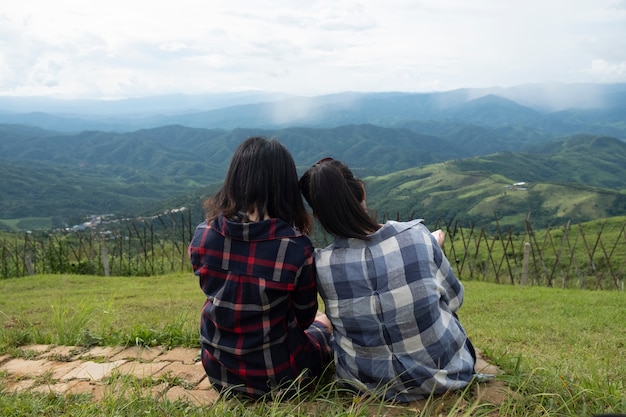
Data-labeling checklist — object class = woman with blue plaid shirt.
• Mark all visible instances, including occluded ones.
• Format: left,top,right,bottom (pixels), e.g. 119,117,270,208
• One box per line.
299,158,476,403
189,137,332,399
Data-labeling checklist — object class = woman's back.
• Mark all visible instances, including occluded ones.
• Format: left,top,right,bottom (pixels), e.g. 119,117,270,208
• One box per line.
314,220,476,402
190,215,324,398
190,137,332,399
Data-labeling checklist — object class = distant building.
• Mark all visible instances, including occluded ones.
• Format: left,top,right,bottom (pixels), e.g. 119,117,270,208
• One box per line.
506,181,528,191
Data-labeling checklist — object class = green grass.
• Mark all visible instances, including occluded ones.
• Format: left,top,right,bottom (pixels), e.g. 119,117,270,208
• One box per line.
0,273,203,348
1,274,625,416
0,217,54,232
463,282,626,415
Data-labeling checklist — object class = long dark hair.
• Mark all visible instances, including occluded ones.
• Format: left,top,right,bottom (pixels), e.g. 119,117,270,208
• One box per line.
204,137,311,234
299,159,379,239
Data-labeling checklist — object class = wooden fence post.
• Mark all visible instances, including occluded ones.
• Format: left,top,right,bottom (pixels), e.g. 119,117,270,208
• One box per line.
24,253,35,276
101,244,110,277
521,242,531,285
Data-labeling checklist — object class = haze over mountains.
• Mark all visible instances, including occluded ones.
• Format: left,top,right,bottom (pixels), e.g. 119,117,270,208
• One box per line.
1,83,625,231
2,82,626,133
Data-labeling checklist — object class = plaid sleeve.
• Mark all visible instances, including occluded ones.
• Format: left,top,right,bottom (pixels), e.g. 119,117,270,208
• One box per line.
428,228,464,314
290,241,318,329
188,221,210,278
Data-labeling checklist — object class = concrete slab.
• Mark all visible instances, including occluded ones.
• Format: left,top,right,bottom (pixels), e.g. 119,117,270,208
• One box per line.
5,378,36,393
49,360,84,380
41,345,81,360
157,347,199,364
147,382,170,400
116,361,170,379
65,380,106,401
19,344,51,354
83,346,124,359
31,381,75,395
155,361,207,386
61,360,126,381
3,358,50,377
111,346,164,361
196,377,212,390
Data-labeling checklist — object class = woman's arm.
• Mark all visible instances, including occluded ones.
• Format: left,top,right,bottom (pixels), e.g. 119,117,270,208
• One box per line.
290,246,319,329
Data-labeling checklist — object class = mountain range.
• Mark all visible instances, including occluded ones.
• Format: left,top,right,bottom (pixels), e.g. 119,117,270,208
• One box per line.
0,83,624,231
2,83,626,133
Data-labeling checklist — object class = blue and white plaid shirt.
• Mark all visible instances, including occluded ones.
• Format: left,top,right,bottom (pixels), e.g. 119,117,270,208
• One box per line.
315,219,476,402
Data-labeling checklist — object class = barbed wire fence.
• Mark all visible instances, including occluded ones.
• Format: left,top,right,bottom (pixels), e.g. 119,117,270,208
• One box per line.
1,210,624,290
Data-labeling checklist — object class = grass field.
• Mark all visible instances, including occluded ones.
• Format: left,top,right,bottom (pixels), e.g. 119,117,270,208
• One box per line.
1,274,625,416
0,217,54,232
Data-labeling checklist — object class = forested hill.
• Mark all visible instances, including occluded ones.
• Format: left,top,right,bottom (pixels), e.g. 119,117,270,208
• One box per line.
0,123,459,178
1,83,625,230
0,123,461,227
366,135,626,227
0,121,624,230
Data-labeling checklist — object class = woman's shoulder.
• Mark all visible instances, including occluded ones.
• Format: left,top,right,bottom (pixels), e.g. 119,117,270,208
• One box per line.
370,219,427,240
384,218,424,230
313,240,336,255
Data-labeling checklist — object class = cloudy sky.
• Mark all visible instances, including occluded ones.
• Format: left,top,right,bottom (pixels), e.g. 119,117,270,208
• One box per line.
1,0,626,99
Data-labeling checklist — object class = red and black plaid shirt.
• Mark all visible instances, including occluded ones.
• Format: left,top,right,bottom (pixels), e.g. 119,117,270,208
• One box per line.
189,214,327,398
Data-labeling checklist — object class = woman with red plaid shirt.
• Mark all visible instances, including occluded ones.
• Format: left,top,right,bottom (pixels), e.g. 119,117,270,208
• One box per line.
188,137,332,399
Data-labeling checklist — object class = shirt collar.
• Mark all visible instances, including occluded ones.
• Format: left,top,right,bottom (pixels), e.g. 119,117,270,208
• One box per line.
213,213,302,241
332,219,424,248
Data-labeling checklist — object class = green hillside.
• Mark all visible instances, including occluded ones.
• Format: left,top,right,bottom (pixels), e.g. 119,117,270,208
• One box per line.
365,146,626,229
0,122,624,230
0,123,464,227
445,136,626,195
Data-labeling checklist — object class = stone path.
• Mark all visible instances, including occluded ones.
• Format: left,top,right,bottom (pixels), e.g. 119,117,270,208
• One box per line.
0,344,219,406
0,344,507,409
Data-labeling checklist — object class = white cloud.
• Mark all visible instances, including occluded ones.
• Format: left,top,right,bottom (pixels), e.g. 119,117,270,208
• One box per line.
1,0,625,98
585,59,626,82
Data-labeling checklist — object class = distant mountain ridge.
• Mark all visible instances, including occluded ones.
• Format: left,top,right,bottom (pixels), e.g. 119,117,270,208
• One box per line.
1,83,625,135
